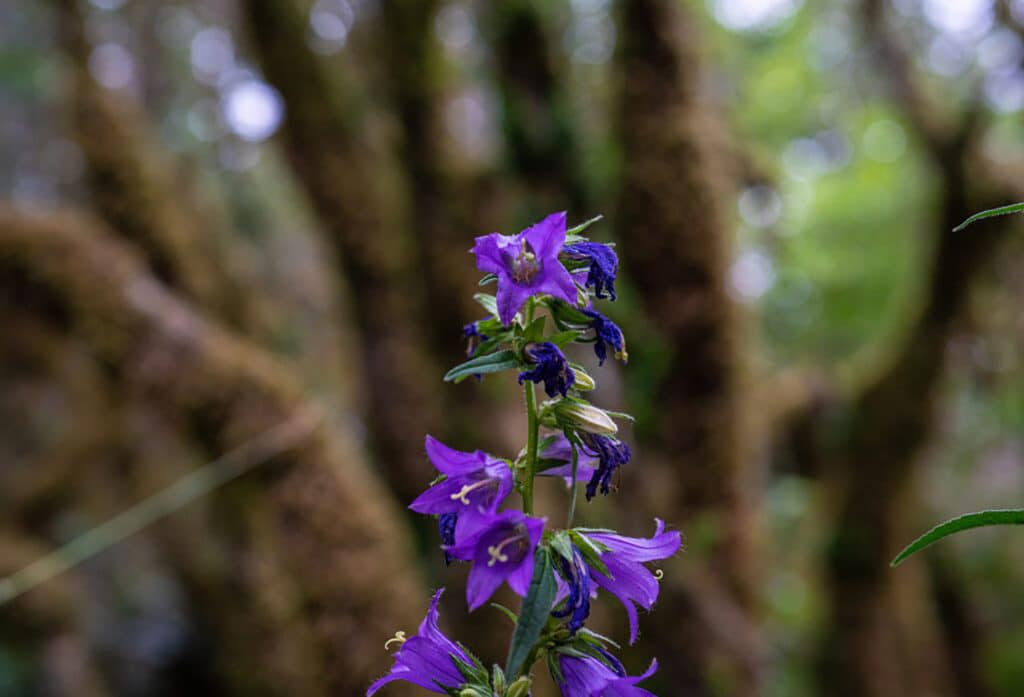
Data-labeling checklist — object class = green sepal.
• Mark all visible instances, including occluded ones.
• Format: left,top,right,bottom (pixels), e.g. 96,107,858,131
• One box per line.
953,202,1024,231
479,273,498,286
473,293,499,316
444,350,519,383
506,547,558,678
566,214,603,238
489,602,519,625
568,529,609,577
548,299,594,328
547,530,575,563
523,316,547,344
549,330,581,348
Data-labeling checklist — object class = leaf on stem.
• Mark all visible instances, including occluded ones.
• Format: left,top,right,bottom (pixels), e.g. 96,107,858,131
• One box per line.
891,508,1024,566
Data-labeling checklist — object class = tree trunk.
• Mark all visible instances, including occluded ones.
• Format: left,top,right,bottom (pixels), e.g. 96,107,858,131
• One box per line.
614,1,763,693
0,207,428,695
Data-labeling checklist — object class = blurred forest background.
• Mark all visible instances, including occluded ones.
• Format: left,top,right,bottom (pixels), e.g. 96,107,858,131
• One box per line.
1,0,1023,695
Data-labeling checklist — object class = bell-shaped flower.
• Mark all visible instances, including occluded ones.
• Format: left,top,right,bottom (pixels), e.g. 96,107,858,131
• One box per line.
581,309,627,366
555,653,657,696
410,437,513,525
537,434,598,488
579,433,631,501
444,510,546,611
367,589,472,695
579,520,682,644
473,212,578,325
562,241,618,301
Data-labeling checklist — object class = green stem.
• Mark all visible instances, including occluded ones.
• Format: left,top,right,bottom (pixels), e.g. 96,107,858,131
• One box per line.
566,440,579,528
523,381,539,515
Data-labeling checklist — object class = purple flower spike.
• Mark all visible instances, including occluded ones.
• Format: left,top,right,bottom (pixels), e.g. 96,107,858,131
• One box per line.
563,241,618,301
367,589,470,695
410,437,513,525
537,434,598,487
581,309,627,366
444,510,546,611
519,342,576,398
582,520,682,644
556,653,658,696
473,212,578,325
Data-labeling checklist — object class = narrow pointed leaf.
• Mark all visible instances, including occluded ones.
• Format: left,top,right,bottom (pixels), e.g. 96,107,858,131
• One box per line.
892,509,1024,566
444,350,518,383
506,547,557,678
566,214,604,238
953,202,1024,232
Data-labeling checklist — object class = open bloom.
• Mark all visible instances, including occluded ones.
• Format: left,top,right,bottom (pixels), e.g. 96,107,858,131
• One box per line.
445,510,546,611
563,241,618,301
579,433,631,501
410,436,513,524
473,212,578,325
537,434,598,487
367,589,470,695
581,309,627,366
556,653,657,696
519,342,575,398
581,520,682,644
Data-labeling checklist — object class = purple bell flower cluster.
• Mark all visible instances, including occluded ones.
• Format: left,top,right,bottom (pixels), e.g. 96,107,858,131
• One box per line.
369,213,680,696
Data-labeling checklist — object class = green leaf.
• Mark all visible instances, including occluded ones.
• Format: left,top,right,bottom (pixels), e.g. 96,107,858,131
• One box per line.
566,214,604,238
479,273,498,286
444,350,518,383
473,293,498,316
891,509,1024,567
953,202,1024,232
506,547,557,678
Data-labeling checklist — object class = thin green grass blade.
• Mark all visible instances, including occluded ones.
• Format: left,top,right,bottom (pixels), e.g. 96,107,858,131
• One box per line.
891,508,1024,567
953,202,1024,232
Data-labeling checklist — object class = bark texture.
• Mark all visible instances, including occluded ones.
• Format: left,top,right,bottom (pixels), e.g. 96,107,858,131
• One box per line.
614,1,762,693
241,0,442,506
0,207,427,696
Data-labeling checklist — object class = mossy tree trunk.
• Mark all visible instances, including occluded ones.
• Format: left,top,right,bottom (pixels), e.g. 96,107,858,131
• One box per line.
614,1,763,693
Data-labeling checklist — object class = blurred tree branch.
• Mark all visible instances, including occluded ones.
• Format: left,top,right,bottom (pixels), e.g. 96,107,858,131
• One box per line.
239,0,444,508
614,1,764,693
0,207,427,695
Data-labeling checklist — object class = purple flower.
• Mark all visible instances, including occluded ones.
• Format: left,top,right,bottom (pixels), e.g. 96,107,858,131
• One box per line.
438,513,457,565
551,547,591,634
519,342,575,398
563,241,618,301
582,520,682,644
473,212,578,325
556,653,658,696
579,433,631,501
445,510,546,611
537,434,598,487
409,437,513,524
581,309,627,366
367,589,470,695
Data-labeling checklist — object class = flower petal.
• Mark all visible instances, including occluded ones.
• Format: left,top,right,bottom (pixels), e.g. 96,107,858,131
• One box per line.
425,436,489,476
465,560,507,611
473,232,513,275
522,211,567,261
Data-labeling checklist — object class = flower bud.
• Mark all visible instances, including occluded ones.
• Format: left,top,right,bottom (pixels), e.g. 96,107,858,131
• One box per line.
555,400,618,435
571,364,596,391
491,665,506,694
506,676,532,697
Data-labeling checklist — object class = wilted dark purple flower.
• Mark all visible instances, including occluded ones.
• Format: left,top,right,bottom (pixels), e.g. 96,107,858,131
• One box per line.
367,589,470,695
582,520,682,644
563,241,618,301
551,547,591,634
556,653,657,696
579,433,631,501
444,510,546,611
519,342,575,398
462,320,487,357
581,309,627,366
537,434,598,487
473,212,578,325
438,513,457,565
410,437,513,527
